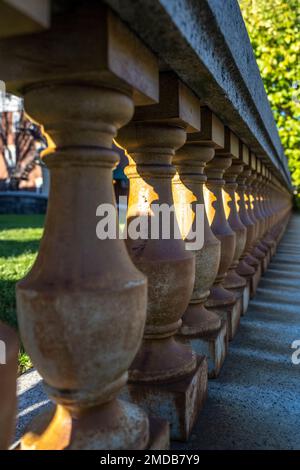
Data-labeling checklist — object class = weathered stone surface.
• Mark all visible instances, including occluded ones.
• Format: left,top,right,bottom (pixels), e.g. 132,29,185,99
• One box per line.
104,0,291,188
242,282,251,315
15,79,168,449
250,264,262,298
180,320,228,379
0,0,50,38
210,295,243,342
122,356,208,441
117,75,198,385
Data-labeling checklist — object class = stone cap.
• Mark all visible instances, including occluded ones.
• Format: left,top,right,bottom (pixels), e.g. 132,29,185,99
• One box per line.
133,72,200,132
186,107,224,148
216,128,239,158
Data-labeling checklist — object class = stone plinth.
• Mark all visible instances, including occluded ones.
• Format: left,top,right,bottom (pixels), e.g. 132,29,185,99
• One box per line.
122,356,207,441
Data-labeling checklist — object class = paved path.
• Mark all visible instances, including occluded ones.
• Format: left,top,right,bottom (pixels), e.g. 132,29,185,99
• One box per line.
174,213,300,450
16,214,300,449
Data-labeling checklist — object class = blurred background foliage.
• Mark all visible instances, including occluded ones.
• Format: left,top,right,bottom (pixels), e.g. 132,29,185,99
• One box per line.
240,0,300,206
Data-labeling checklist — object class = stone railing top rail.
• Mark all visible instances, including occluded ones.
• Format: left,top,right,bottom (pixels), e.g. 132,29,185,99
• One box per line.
104,0,291,189
0,0,291,189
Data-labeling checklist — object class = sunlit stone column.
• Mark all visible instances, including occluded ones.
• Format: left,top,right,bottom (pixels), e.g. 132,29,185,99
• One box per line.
236,145,259,271
204,126,239,341
117,73,208,441
268,174,281,251
173,107,227,379
272,178,292,244
264,171,288,253
0,322,19,449
257,162,275,272
221,131,248,321
251,156,269,274
233,143,256,314
243,157,265,296
248,154,267,256
16,6,170,450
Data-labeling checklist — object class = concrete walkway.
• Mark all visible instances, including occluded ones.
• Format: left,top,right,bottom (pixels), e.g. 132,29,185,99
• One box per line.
174,213,300,450
16,214,300,449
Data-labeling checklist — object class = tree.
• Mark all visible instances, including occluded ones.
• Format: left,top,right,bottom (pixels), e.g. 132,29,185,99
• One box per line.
239,0,300,200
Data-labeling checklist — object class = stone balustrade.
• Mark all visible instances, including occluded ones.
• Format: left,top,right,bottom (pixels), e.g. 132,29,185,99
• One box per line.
0,0,292,450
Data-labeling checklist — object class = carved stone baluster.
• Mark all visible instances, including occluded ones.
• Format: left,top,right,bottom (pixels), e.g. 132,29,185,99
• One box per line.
236,145,260,271
14,5,170,450
233,143,256,314
223,162,254,313
204,126,239,342
257,162,274,272
173,107,227,379
243,159,265,296
269,170,278,252
117,73,208,441
261,164,276,257
221,131,249,322
251,156,269,274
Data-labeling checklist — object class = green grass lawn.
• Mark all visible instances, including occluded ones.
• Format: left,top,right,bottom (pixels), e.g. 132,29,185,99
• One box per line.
0,214,45,373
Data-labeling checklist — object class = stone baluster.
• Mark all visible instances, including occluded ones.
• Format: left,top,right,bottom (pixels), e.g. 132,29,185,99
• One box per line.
274,179,292,241
267,169,279,256
117,72,208,441
251,156,269,273
236,145,260,272
222,132,251,318
257,162,275,272
173,107,227,379
233,143,256,313
204,127,239,341
15,4,170,450
243,158,265,296
248,154,267,257
260,164,275,252
269,173,288,253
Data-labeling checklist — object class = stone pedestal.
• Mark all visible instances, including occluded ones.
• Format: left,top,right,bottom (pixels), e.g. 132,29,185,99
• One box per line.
241,280,251,316
181,319,228,378
250,263,262,298
209,298,242,341
123,356,207,441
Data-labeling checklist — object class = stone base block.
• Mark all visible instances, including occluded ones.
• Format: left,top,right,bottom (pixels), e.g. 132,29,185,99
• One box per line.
148,416,170,450
122,356,208,441
241,281,250,315
262,249,271,274
209,295,242,341
250,263,262,298
189,320,227,379
271,243,276,257
232,282,250,315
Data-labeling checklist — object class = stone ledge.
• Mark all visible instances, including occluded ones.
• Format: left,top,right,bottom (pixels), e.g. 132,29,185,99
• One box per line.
104,0,291,188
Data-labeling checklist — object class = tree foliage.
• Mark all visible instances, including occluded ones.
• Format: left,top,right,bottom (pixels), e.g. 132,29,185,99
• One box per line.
239,0,300,192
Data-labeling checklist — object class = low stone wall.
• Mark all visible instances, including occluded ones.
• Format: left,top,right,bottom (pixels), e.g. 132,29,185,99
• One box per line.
0,192,47,215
